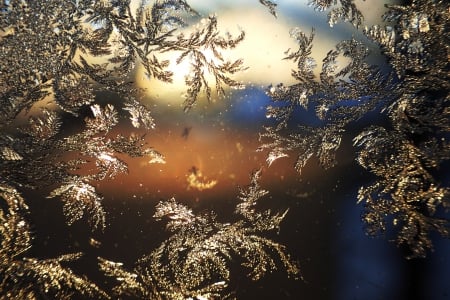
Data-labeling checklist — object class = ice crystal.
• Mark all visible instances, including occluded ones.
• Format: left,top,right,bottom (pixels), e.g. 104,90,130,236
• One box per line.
1,125,67,189
86,104,119,133
351,0,450,258
0,145,22,161
99,171,299,299
124,99,156,129
1,0,449,298
259,0,278,18
20,109,62,140
144,147,167,164
51,103,165,228
0,184,108,299
308,0,364,27
262,0,449,257
259,125,344,173
153,197,196,230
260,28,392,171
354,126,450,258
162,15,247,111
47,176,106,230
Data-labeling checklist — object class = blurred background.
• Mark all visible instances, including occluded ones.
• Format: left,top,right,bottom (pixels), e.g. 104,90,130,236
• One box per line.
25,1,450,299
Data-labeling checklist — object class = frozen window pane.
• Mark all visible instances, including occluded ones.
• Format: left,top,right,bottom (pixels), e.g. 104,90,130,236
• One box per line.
0,0,448,299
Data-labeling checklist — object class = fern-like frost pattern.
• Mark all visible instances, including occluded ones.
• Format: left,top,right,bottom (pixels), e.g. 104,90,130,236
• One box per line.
261,0,449,257
0,185,109,299
100,171,299,299
0,0,449,298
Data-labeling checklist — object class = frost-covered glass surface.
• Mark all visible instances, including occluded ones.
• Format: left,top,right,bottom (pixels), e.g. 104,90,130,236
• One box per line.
1,0,449,299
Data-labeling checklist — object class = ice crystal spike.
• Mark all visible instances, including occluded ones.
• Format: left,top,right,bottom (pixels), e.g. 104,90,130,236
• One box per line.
352,0,450,258
262,0,449,257
100,171,299,298
259,0,278,18
145,148,166,164
124,99,156,129
153,197,196,231
86,104,119,133
1,0,449,298
47,176,106,230
308,0,364,27
235,169,269,219
0,184,108,299
1,146,23,161
258,125,344,173
163,15,246,112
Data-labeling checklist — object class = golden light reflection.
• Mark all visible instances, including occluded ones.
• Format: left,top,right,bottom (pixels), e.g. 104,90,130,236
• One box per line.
186,167,218,191
135,8,302,105
97,1,399,202
135,5,376,107
99,118,320,204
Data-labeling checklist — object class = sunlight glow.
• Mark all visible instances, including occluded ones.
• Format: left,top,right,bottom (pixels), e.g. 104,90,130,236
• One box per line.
135,8,301,105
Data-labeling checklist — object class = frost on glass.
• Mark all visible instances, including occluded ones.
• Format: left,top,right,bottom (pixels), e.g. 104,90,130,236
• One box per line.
259,0,278,18
99,171,299,299
0,0,244,122
259,29,394,172
0,0,294,297
260,0,449,258
307,0,364,27
0,0,449,298
0,185,109,299
355,0,450,258
21,102,166,230
0,0,224,229
163,15,246,112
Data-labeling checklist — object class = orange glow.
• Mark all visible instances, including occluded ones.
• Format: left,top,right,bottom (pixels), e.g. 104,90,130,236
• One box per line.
95,2,390,202
97,116,329,205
